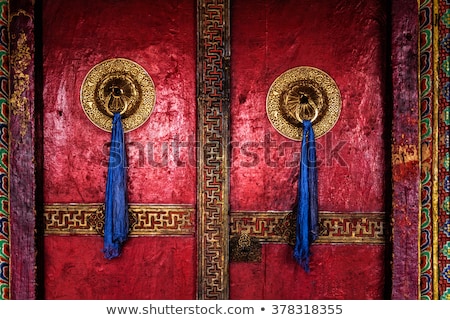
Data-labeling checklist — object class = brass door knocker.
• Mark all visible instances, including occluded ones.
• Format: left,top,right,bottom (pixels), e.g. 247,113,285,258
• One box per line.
104,86,131,117
266,66,341,140
266,66,341,271
80,58,156,132
293,93,319,124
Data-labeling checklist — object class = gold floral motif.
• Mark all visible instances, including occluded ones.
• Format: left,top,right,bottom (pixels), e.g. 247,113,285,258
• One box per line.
10,32,31,137
266,66,341,140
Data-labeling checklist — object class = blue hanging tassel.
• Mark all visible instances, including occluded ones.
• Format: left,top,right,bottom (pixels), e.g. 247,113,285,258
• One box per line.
294,120,318,271
103,113,129,259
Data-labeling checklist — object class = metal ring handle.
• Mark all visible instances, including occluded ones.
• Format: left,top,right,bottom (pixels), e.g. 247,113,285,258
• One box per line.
104,94,129,117
295,103,319,124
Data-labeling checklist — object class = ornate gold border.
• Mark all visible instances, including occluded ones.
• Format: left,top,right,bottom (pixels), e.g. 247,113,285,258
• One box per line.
44,204,385,245
230,211,386,244
196,0,231,300
431,0,440,300
44,204,195,236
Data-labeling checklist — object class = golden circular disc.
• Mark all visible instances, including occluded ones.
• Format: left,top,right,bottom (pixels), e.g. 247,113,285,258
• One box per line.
80,58,156,132
266,66,341,140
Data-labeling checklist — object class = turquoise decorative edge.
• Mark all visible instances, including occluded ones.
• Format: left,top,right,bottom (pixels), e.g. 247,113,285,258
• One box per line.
419,0,434,300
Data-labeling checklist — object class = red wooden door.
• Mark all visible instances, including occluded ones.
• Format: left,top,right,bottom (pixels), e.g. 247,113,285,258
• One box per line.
229,0,388,299
42,0,197,299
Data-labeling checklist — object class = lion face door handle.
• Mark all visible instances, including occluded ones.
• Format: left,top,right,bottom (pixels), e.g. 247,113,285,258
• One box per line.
266,66,341,141
80,58,156,132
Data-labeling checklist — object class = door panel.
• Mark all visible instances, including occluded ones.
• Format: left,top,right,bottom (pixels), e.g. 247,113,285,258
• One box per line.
42,0,197,299
229,0,388,299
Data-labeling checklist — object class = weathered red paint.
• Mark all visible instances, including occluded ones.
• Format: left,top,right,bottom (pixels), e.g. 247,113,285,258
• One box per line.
9,0,39,300
390,0,419,299
43,0,196,205
230,244,386,299
230,0,388,213
44,236,196,299
42,0,196,299
230,0,389,298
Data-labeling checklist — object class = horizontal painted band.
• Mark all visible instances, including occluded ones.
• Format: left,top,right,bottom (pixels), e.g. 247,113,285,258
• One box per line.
230,211,386,244
44,203,196,236
44,204,385,244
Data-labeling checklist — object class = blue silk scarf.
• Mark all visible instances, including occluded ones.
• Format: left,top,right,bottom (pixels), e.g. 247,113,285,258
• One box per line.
294,120,318,271
103,113,129,259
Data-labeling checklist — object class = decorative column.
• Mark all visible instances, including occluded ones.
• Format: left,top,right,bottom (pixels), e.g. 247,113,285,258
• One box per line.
9,0,40,299
196,0,231,299
391,0,420,299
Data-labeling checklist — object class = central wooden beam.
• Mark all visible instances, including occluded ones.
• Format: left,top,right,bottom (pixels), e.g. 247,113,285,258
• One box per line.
196,0,231,300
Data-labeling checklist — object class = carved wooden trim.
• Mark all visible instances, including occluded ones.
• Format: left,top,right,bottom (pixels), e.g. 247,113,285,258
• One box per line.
229,211,387,263
196,0,231,300
230,211,386,245
44,204,195,236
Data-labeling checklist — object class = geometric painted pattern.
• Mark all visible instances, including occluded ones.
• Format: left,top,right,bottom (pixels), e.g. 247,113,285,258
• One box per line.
230,211,386,244
44,205,384,244
445,219,450,237
420,0,450,301
0,0,8,301
443,242,450,259
196,0,231,300
442,287,450,299
43,204,195,236
443,265,450,283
